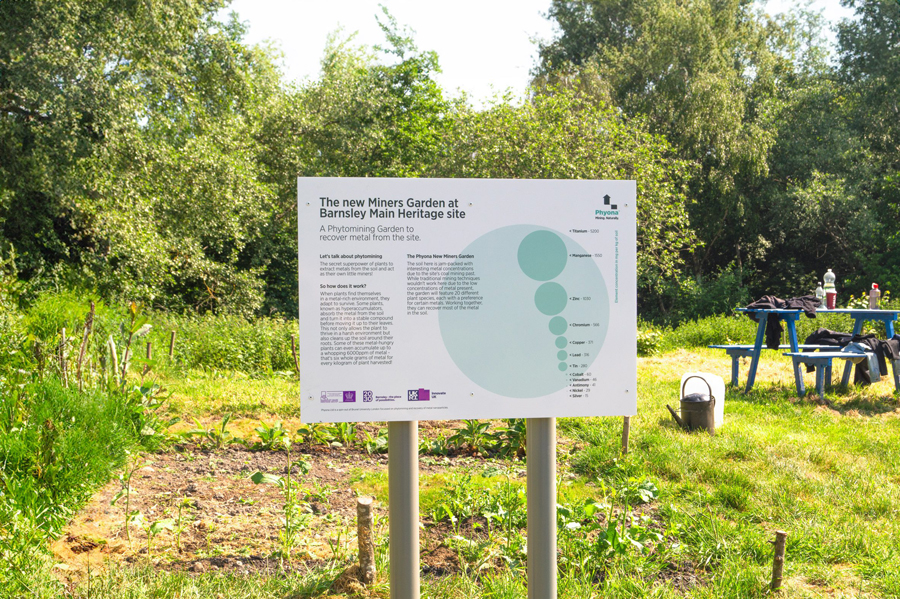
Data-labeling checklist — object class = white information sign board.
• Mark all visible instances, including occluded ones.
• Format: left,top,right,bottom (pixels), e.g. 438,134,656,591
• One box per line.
298,178,636,423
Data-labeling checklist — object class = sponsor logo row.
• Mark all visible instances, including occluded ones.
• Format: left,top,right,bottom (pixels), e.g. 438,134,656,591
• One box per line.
320,389,433,403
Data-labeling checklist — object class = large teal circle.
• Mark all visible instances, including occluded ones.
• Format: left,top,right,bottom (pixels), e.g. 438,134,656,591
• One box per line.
557,350,568,360
549,317,567,335
438,225,610,398
555,336,568,349
517,230,568,281
535,283,568,316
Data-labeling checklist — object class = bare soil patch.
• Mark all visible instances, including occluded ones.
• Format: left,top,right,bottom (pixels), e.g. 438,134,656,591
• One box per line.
51,428,511,583
52,443,391,576
50,421,700,594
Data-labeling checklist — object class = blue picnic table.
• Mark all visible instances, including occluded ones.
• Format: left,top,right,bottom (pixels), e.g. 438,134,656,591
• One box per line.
710,308,900,393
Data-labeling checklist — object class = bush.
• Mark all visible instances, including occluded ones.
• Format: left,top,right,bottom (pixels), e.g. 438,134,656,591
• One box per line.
637,321,664,356
660,314,757,351
642,264,751,326
17,291,296,375
149,312,297,373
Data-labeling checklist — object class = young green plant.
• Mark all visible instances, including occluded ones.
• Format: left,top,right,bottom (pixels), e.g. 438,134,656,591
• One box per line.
143,518,174,558
250,436,312,560
110,454,145,542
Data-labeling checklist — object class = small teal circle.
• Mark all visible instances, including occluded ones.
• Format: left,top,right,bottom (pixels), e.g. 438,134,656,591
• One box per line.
549,316,567,335
518,231,568,281
558,362,568,371
557,350,567,360
555,336,568,349
535,283,568,316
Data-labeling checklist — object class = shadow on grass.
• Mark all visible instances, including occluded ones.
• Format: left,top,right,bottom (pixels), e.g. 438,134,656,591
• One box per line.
828,389,900,416
723,378,899,416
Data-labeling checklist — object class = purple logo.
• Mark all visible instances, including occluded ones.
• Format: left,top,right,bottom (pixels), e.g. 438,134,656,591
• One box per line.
343,391,356,403
407,389,430,401
363,390,374,402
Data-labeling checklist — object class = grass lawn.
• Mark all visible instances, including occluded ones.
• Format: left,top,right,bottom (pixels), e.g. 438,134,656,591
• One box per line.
22,348,900,598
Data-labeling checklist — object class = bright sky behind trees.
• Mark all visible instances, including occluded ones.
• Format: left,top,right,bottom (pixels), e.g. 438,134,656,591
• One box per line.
225,0,854,103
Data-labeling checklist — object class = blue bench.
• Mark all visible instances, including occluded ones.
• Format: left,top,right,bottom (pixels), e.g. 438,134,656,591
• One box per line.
784,351,900,402
710,344,835,387
783,352,873,402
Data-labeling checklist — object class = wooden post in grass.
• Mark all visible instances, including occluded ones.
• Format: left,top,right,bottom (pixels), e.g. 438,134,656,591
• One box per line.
770,530,788,591
76,302,95,391
108,335,119,386
357,496,376,584
60,328,68,388
143,341,152,377
168,330,176,361
291,334,300,376
621,416,631,454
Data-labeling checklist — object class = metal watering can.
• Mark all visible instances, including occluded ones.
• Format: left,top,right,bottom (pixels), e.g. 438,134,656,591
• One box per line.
667,375,716,436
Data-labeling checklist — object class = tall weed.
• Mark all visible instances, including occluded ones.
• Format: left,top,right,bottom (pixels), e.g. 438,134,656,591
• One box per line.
659,314,756,351
19,291,296,375
0,379,138,533
149,312,296,373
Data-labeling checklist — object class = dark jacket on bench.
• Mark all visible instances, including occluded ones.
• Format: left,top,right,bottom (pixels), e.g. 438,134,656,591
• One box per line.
803,329,900,383
746,295,821,350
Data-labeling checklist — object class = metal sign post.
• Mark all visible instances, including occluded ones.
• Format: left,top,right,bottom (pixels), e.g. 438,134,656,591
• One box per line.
389,420,420,599
527,417,557,598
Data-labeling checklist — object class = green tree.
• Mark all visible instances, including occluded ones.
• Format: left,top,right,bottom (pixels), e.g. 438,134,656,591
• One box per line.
0,1,294,315
428,85,698,317
252,12,453,314
535,0,884,309
0,0,225,281
85,13,282,315
837,0,900,292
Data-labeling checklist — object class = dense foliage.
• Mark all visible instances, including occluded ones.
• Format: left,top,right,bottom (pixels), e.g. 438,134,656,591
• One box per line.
537,0,900,321
1,0,898,324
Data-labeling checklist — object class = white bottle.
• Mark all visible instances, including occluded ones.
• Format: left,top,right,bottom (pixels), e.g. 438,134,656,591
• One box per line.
869,284,881,310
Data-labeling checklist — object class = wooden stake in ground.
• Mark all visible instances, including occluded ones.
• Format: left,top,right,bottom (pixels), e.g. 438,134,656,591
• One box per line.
60,328,68,388
108,335,119,386
357,496,376,584
143,341,152,377
621,415,631,454
168,330,176,361
76,302,95,391
771,530,788,591
290,334,300,376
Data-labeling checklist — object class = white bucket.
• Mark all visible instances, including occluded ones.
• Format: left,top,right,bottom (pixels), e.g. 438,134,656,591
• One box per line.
680,372,725,430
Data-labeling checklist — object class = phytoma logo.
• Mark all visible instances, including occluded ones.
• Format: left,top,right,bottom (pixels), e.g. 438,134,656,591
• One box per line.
595,194,619,218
